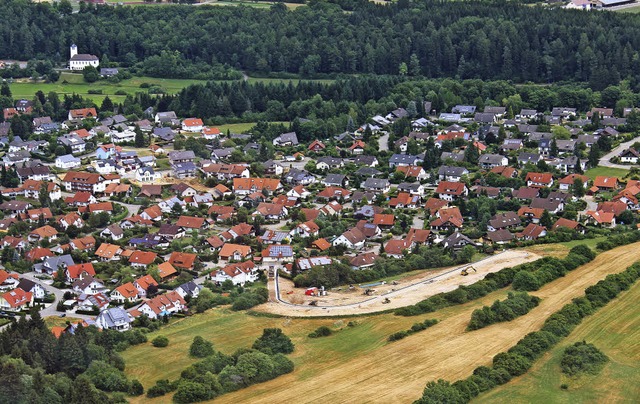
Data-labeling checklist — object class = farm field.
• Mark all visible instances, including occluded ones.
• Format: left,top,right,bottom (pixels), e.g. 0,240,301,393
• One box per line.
475,271,640,403
122,242,640,404
9,73,205,103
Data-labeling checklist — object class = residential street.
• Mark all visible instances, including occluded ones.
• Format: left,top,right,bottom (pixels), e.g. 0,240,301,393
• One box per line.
20,272,95,320
599,136,640,170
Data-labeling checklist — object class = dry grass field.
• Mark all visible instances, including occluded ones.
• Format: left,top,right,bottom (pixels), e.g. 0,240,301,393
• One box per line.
122,242,640,404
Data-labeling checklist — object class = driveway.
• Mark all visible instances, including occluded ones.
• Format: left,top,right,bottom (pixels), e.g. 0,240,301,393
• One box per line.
378,132,389,151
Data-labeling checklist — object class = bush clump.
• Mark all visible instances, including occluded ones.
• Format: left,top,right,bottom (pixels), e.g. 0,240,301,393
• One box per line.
190,336,214,358
468,292,541,330
152,335,169,348
308,325,332,338
388,319,438,342
560,341,609,376
252,328,295,354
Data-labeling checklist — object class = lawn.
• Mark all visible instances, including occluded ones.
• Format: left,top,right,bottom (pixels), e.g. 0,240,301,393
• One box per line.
9,72,205,104
216,121,289,134
474,273,640,403
584,166,629,180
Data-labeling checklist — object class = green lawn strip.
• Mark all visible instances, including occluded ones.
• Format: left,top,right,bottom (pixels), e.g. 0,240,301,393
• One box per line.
474,270,640,403
584,166,629,180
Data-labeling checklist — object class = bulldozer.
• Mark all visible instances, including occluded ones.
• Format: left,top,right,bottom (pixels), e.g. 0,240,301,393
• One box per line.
461,266,477,276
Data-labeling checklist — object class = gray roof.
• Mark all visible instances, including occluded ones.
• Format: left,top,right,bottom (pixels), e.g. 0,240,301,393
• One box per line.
355,167,382,177
354,155,378,166
389,154,421,165
398,182,422,192
440,152,465,162
438,166,469,177
317,156,343,166
484,106,506,114
284,168,314,182
57,154,80,163
518,153,541,164
156,111,177,121
275,132,299,145
35,254,75,273
363,178,390,189
70,54,98,61
324,173,346,185
452,105,476,114
479,154,506,165
97,307,132,328
172,162,197,173
168,150,196,162
211,148,235,159
153,127,176,142
178,281,201,296
474,112,495,123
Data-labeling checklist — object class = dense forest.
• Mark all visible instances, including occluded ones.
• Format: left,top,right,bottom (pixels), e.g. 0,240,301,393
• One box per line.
1,0,640,86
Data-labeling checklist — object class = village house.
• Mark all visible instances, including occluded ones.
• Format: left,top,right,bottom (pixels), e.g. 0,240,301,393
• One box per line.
211,261,258,286
436,181,468,201
95,307,133,332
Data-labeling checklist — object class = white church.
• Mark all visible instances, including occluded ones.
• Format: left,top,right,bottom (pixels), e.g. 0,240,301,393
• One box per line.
69,44,99,71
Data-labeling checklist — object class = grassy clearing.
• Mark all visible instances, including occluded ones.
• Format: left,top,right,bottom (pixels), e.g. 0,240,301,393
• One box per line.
584,166,629,180
9,72,334,104
44,316,84,328
9,73,205,104
122,243,640,403
474,272,640,403
216,121,289,134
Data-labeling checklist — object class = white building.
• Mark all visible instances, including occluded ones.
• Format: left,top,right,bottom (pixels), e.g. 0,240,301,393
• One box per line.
55,154,82,170
69,44,99,71
111,130,136,144
135,167,161,182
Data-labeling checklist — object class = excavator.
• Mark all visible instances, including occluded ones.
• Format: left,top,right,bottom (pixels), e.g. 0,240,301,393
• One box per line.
461,266,477,276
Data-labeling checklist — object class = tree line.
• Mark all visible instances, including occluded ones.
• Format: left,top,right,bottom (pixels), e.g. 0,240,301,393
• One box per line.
3,0,640,87
467,292,541,331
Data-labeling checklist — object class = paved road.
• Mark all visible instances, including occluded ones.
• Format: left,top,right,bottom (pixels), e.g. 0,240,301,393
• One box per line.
21,272,95,320
599,136,640,170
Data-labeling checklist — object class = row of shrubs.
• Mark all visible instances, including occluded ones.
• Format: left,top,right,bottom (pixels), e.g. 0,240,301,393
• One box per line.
512,245,596,292
388,319,438,342
467,292,541,331
396,244,596,317
416,261,640,403
596,230,640,251
148,329,295,403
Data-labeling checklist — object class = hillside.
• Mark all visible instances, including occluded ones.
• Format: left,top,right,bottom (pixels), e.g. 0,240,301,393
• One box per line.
122,242,640,403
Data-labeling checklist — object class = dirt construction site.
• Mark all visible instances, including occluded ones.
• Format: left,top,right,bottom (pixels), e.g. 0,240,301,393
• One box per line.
259,250,540,317
217,242,640,404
